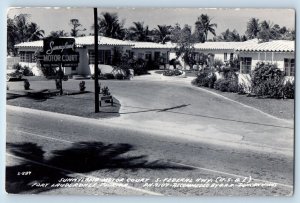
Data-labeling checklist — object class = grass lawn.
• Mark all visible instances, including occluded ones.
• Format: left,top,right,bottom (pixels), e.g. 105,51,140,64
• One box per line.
195,86,294,120
7,88,120,119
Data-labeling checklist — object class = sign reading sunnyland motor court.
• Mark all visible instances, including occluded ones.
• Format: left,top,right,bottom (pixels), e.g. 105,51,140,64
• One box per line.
40,37,79,67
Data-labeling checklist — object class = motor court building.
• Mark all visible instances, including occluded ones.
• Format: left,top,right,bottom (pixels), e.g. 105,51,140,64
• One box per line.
13,36,295,81
13,36,174,76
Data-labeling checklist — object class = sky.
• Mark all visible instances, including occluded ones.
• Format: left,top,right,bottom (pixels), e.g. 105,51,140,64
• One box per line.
7,7,295,39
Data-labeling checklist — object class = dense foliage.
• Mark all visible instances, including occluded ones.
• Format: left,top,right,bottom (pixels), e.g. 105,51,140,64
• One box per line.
192,69,216,88
251,62,285,98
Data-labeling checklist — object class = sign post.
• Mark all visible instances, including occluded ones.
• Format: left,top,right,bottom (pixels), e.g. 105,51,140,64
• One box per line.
40,37,79,95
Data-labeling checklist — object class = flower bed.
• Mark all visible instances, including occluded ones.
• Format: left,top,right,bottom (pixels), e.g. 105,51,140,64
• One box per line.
162,69,185,77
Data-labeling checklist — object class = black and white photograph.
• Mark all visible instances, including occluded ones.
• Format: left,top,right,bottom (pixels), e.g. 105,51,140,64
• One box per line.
5,7,295,196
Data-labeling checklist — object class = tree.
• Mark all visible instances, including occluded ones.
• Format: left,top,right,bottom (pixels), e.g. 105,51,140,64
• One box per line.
26,22,45,41
48,30,69,38
215,29,241,42
281,29,295,40
7,18,18,55
97,12,125,39
127,21,150,41
14,14,30,43
194,14,217,42
171,24,196,68
257,20,276,42
170,23,182,43
7,14,44,55
246,18,260,39
153,25,172,44
69,19,86,37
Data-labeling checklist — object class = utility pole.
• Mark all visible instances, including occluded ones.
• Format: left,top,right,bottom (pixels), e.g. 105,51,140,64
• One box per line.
94,8,99,113
59,63,63,95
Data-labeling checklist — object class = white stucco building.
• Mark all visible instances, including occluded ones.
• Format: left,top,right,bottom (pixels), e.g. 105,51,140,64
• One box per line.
12,36,295,82
235,40,295,86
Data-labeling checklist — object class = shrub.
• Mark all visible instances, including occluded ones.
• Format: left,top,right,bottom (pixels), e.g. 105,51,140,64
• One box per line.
192,71,216,88
213,59,224,69
12,63,22,70
237,83,251,95
115,73,124,80
214,79,238,92
79,81,86,92
282,80,294,99
214,79,228,92
101,86,110,96
251,62,284,98
163,70,175,76
103,73,115,80
42,66,57,78
22,66,34,76
132,58,147,75
214,71,239,93
24,79,30,90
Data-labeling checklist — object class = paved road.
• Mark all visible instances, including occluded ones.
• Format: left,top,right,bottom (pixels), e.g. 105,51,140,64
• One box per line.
6,77,294,196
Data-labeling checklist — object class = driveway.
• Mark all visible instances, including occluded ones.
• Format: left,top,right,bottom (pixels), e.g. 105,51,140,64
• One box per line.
7,73,294,156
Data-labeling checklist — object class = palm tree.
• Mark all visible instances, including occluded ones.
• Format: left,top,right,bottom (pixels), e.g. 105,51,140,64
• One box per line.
97,12,125,39
195,14,217,42
246,18,260,39
216,29,241,42
14,14,30,43
48,30,69,38
7,14,45,55
154,25,172,44
128,21,149,41
26,22,45,41
7,18,18,55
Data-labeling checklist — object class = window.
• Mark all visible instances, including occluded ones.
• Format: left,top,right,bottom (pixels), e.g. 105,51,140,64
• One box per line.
89,50,111,64
161,53,167,63
284,58,295,76
240,57,252,74
138,53,144,59
19,51,35,63
20,51,25,62
154,52,160,61
230,53,234,61
71,66,77,71
145,52,152,61
224,53,228,61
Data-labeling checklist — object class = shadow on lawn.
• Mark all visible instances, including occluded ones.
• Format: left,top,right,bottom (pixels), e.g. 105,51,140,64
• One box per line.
6,90,56,102
6,141,193,194
7,90,90,102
